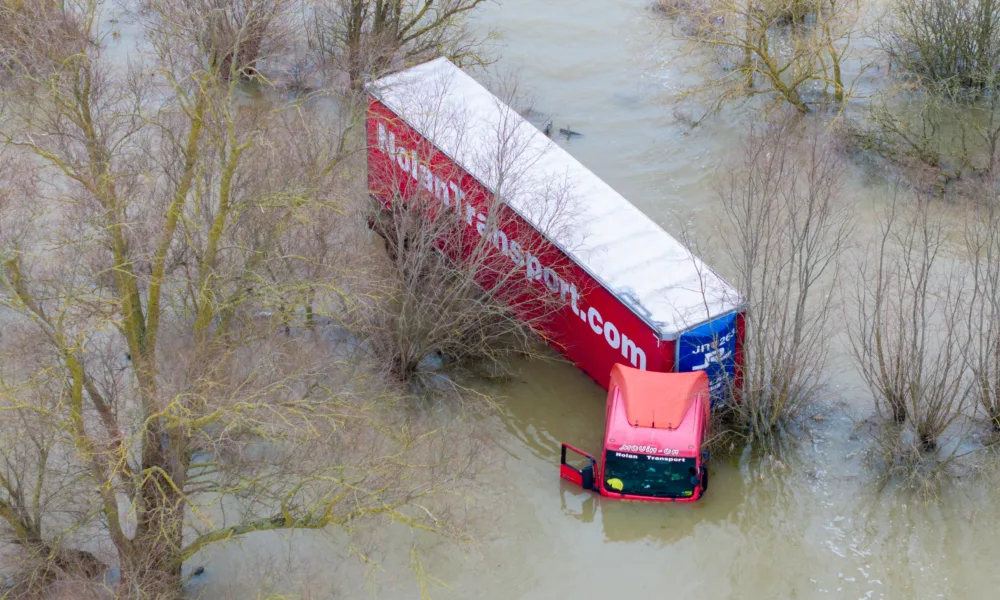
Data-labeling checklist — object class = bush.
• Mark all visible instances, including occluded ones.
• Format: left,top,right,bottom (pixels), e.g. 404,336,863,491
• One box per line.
663,0,860,113
362,195,553,385
719,114,851,443
849,189,970,451
882,0,1000,96
964,188,1000,430
864,418,954,497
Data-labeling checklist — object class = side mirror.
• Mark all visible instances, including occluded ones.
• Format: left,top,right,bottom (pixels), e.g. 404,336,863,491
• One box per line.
690,475,701,486
581,464,595,491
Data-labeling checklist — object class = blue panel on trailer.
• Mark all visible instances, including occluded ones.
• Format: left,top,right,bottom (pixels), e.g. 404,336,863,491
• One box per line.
676,313,739,406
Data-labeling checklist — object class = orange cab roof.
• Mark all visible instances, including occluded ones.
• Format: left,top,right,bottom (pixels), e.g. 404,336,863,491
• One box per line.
609,364,709,430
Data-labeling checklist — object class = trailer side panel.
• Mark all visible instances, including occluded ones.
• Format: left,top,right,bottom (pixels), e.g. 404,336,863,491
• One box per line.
367,98,666,388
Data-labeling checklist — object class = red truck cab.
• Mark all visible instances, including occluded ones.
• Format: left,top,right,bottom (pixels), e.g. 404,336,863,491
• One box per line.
561,364,711,502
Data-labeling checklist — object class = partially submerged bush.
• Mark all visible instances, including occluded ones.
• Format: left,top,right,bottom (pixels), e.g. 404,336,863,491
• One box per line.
849,189,970,452
362,196,553,385
663,0,861,113
864,418,955,497
881,0,1000,96
838,84,1000,187
309,0,493,90
964,189,1000,430
719,114,851,444
658,0,821,24
843,0,1000,188
0,0,86,76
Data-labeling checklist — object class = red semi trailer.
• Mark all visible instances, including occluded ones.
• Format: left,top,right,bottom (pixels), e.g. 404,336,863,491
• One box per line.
366,59,744,500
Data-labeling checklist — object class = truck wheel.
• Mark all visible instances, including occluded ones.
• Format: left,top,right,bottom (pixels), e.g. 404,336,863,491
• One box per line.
700,466,709,493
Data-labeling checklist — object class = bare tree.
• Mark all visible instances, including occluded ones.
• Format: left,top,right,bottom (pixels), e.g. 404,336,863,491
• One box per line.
0,1,484,596
718,114,852,440
310,0,494,89
664,0,865,114
136,0,297,81
849,189,970,451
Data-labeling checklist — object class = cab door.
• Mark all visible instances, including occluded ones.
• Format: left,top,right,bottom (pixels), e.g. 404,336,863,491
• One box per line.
560,443,597,491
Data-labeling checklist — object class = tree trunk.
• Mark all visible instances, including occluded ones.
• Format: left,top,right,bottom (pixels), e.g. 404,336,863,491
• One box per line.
891,401,907,424
346,0,366,90
118,399,187,597
119,501,186,598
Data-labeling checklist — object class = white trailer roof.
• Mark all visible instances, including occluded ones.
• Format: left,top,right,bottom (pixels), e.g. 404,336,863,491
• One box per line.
368,58,742,339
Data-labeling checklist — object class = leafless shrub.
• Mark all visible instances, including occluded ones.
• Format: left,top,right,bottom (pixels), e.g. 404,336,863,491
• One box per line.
655,0,708,17
719,114,852,442
863,419,954,497
881,0,1000,97
838,82,1000,189
964,186,1000,430
0,370,106,598
0,0,88,77
359,78,578,389
849,188,970,452
843,0,1000,188
362,197,546,385
659,0,821,23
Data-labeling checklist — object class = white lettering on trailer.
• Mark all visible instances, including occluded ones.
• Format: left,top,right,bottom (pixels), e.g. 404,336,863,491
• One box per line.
690,329,736,371
377,123,647,370
604,321,620,349
588,306,603,335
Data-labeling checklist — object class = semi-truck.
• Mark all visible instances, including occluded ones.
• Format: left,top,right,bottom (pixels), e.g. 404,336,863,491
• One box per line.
366,58,744,501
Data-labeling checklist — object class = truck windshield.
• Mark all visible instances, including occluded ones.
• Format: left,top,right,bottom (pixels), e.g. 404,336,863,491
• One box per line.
603,451,697,498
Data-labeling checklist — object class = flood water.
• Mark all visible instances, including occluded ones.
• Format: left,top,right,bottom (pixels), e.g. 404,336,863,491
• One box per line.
186,1,1000,598
405,1,1000,599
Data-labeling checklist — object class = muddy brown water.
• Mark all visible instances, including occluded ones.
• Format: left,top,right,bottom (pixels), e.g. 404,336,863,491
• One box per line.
378,2,1000,598
91,1,1000,598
